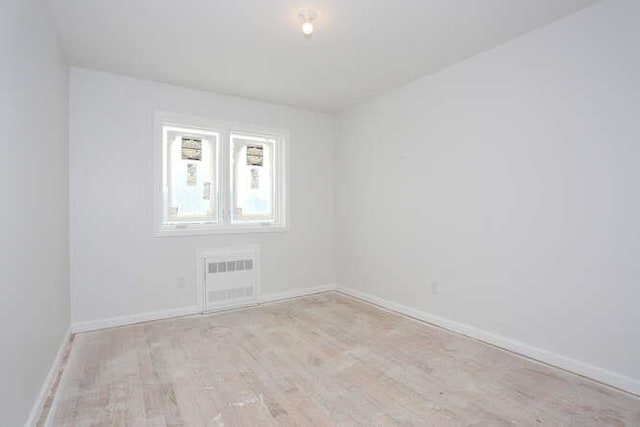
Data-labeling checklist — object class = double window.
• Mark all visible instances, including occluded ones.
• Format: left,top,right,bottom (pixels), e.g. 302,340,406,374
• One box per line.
154,112,287,236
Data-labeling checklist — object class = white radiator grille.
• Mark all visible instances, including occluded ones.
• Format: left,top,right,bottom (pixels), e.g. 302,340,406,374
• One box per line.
202,249,259,312
208,259,253,274
208,286,254,302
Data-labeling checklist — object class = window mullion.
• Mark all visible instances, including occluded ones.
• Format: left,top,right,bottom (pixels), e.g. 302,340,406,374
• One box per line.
221,129,231,225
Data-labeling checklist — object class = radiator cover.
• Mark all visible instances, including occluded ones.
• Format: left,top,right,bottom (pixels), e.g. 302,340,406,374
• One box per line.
200,248,259,312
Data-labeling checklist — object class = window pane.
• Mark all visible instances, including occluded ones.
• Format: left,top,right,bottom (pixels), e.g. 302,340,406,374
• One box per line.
164,126,219,223
231,134,275,223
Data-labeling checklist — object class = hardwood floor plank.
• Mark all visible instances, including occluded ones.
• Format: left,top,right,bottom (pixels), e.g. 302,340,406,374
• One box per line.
49,293,640,426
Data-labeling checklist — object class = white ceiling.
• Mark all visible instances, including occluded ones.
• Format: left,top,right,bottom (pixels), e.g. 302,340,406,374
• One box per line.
47,0,598,113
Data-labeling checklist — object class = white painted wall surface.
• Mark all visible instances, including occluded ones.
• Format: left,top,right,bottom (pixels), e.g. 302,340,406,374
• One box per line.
69,68,334,324
335,0,640,390
0,0,70,424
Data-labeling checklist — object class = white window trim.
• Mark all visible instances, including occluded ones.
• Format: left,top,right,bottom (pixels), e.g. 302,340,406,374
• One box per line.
153,111,289,237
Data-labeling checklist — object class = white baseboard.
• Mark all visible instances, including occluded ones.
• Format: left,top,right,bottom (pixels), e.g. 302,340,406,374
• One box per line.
336,286,640,396
71,305,201,333
257,284,336,304
25,327,71,427
71,285,337,334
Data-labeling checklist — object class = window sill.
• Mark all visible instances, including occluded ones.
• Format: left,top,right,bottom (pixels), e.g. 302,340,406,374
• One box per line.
154,223,289,237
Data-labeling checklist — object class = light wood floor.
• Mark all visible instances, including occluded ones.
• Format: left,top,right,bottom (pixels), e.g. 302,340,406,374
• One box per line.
48,292,640,426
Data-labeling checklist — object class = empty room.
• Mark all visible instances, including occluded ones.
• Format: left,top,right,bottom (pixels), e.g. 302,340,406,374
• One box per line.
4,0,640,425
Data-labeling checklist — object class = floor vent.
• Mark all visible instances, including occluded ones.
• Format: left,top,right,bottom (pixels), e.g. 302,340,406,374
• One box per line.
201,248,259,312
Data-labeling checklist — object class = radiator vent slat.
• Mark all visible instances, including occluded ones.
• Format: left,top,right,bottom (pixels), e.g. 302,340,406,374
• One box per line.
208,286,254,302
208,259,254,274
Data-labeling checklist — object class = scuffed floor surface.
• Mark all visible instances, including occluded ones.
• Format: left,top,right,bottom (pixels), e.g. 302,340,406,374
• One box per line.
49,293,640,426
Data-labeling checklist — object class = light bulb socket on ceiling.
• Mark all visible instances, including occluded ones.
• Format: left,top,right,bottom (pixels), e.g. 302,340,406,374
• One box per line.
298,9,317,37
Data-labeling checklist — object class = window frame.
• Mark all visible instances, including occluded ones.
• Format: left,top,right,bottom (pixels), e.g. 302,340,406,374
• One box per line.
154,111,289,237
164,125,221,224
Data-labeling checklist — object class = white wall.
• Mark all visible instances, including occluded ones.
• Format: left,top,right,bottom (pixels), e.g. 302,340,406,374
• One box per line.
0,0,70,424
335,0,640,393
69,68,334,324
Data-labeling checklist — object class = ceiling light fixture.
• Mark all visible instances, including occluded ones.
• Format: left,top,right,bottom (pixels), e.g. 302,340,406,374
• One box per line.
298,10,317,37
